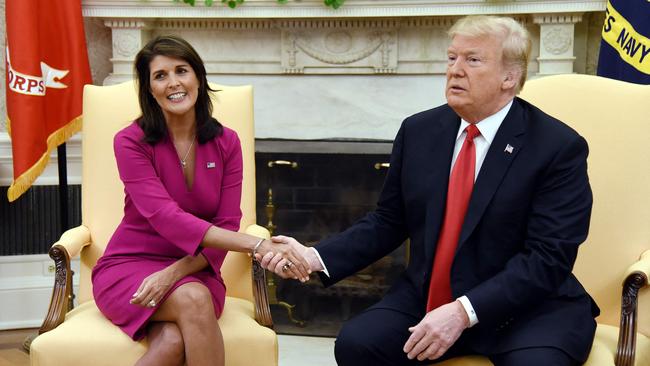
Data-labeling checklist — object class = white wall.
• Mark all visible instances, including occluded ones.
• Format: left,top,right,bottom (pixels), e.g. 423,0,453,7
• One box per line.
0,255,79,330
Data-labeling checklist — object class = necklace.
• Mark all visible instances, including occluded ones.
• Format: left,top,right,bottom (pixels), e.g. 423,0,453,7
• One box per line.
175,136,195,169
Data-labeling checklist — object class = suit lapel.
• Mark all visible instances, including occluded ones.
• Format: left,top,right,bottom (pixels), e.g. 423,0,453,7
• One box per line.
424,108,460,263
457,98,527,247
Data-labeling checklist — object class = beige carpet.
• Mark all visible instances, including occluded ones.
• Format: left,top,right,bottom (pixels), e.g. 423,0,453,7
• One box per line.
0,328,32,366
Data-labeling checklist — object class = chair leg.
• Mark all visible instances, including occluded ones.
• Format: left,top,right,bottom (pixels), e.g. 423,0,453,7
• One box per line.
22,333,36,353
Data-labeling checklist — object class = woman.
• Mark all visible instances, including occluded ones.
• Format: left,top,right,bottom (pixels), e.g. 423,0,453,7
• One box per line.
91,35,309,366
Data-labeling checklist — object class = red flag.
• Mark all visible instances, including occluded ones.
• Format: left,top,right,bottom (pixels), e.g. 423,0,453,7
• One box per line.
5,1,92,201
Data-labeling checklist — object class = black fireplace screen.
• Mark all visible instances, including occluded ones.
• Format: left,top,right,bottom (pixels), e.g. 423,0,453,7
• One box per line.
255,151,408,336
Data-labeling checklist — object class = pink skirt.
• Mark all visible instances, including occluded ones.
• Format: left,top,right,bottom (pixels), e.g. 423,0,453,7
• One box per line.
92,254,226,340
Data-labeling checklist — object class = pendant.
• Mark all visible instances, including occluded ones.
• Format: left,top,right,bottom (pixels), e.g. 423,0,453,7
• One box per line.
181,160,187,168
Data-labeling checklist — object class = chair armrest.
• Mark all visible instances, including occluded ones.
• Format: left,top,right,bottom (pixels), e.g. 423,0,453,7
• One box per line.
38,225,92,334
623,250,650,283
616,250,650,366
53,225,92,258
244,224,274,329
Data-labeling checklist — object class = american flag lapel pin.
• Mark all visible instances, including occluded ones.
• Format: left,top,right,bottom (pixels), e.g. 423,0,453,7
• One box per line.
504,144,514,154
207,162,216,169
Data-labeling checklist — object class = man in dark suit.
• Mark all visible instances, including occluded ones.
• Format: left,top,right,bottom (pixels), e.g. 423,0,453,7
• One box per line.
259,15,599,366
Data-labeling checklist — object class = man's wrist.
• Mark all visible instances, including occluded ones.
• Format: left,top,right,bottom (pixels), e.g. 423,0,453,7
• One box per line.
457,295,479,328
454,300,470,328
308,247,325,272
309,247,333,278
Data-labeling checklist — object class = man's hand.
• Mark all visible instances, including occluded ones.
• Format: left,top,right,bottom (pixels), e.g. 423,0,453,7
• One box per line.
403,300,469,361
255,235,323,280
253,236,312,282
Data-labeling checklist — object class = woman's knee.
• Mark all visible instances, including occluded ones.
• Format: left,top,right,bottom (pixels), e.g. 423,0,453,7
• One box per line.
159,323,184,350
170,283,215,320
150,322,184,364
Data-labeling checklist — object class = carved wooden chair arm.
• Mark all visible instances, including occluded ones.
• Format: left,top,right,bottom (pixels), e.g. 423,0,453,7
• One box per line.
39,226,92,334
616,250,650,366
253,259,273,328
244,224,274,329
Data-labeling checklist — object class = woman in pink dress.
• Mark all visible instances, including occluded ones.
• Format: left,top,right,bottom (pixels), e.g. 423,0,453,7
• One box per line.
91,35,310,366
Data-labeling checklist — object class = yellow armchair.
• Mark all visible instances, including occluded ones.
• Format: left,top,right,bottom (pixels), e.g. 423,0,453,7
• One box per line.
30,81,277,366
437,74,650,366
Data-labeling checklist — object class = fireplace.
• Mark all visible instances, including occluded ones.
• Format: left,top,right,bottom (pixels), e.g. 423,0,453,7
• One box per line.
254,139,410,335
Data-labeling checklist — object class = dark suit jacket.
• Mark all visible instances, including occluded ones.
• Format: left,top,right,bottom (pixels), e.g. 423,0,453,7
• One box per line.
316,97,599,361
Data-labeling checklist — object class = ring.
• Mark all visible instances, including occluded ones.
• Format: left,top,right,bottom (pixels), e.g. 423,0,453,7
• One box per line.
148,300,156,307
281,261,293,272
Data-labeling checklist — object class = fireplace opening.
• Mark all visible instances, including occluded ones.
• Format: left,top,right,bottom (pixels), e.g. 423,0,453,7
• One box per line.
255,139,408,336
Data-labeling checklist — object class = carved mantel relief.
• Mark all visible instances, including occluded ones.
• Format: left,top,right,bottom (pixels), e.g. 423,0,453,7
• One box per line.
534,13,584,74
279,20,399,74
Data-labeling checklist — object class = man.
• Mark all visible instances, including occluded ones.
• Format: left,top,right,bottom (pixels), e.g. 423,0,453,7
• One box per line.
259,15,599,366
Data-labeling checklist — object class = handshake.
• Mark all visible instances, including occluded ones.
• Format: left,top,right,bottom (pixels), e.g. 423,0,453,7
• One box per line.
253,236,324,283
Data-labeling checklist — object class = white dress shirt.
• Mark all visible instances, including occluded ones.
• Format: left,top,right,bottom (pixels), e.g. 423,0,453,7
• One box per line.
453,100,513,327
314,100,514,327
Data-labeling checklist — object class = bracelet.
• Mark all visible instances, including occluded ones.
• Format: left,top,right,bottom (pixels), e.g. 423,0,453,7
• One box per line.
251,238,265,257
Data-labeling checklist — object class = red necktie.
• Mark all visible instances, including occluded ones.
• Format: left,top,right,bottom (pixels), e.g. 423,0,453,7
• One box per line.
426,124,480,312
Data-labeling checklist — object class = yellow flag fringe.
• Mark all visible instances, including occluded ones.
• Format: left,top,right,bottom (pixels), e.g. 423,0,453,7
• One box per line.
7,116,83,202
6,116,12,138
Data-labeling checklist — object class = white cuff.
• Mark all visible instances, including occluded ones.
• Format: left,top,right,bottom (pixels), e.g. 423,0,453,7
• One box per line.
311,247,330,277
457,295,479,327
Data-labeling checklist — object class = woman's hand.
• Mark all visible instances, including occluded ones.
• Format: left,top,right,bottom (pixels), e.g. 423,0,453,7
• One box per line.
255,238,311,282
130,267,178,308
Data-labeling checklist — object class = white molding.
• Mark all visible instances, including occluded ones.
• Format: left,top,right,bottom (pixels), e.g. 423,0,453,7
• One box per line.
256,139,393,154
1,320,47,330
0,254,80,330
0,132,82,186
533,12,584,24
156,19,275,29
82,0,606,18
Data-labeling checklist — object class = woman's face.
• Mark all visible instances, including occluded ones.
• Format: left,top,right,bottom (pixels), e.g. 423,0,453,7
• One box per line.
148,55,200,121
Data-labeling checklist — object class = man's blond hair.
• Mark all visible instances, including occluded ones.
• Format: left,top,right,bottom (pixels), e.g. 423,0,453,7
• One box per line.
449,16,532,93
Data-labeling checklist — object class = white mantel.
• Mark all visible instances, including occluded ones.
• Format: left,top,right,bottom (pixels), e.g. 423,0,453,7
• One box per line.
79,0,605,141
82,0,605,18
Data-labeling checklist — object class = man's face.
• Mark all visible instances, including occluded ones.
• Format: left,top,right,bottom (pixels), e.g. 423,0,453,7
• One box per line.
445,34,513,122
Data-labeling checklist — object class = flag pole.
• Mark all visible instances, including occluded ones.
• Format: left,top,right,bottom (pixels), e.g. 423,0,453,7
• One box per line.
23,144,70,353
57,144,69,232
